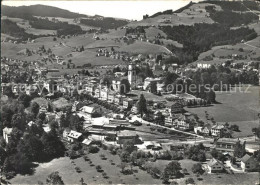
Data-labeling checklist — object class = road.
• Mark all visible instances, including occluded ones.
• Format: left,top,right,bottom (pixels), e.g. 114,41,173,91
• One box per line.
131,115,204,138
244,41,260,50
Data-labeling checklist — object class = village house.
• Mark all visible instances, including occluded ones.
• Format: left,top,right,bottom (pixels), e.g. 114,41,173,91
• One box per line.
144,141,162,150
240,154,258,172
206,158,224,173
211,124,225,137
82,138,95,146
114,72,125,78
171,101,184,114
112,80,122,93
194,124,212,135
78,105,102,120
114,94,125,105
173,113,195,131
123,98,133,109
131,105,138,114
143,77,162,91
39,106,48,113
3,127,13,143
94,88,100,98
197,63,212,69
63,128,71,140
85,83,96,94
165,115,174,127
67,130,83,143
100,86,109,101
117,131,140,145
108,92,116,103
215,138,245,153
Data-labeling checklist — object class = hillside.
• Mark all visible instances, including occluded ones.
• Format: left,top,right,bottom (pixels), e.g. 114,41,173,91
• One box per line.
1,1,259,68
126,1,259,65
1,5,130,39
1,5,89,19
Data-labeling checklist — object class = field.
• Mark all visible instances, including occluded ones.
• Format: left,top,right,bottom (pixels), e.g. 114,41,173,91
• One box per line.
131,90,167,102
173,172,259,185
2,16,56,36
99,29,126,39
85,39,122,49
38,16,98,31
1,33,17,40
10,148,161,184
186,86,259,137
128,3,219,28
139,158,258,185
118,41,172,54
196,21,260,64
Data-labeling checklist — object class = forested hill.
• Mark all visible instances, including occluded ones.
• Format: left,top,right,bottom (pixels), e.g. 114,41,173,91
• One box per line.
1,5,89,19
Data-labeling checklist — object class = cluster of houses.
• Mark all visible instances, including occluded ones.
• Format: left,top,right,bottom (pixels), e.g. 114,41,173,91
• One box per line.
194,124,226,137
204,138,259,173
96,48,131,62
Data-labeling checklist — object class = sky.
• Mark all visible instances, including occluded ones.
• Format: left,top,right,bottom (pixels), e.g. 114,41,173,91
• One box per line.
2,1,198,20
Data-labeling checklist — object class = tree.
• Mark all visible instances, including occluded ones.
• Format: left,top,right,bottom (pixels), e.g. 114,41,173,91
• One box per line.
122,141,135,154
46,171,64,185
253,150,260,162
0,146,7,166
41,87,49,96
164,72,179,86
17,134,44,161
150,82,157,94
137,94,147,117
60,114,69,128
18,93,31,108
79,178,85,185
206,90,216,103
182,168,188,175
185,178,195,184
191,163,204,175
10,152,33,174
234,141,246,158
2,157,14,175
119,162,128,173
38,112,46,121
40,130,65,159
3,85,15,98
154,111,165,125
31,102,40,118
120,79,130,94
163,161,182,179
130,151,138,165
197,152,206,162
120,151,130,162
230,124,239,132
11,112,26,131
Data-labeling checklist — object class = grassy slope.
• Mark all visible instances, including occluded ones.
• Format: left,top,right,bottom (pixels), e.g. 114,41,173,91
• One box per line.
117,41,171,54
128,3,220,27
187,86,259,123
10,149,161,184
2,16,56,36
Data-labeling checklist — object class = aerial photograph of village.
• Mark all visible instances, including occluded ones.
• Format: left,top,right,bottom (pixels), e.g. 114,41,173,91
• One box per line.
0,0,260,184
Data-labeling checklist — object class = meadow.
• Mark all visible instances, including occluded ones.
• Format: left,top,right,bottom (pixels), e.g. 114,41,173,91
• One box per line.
186,85,259,137
10,148,161,184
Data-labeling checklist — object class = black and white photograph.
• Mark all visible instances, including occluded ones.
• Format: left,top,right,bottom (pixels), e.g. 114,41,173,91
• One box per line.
0,0,260,184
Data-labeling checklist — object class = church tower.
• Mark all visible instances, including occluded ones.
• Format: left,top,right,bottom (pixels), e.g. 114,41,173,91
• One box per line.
128,63,136,89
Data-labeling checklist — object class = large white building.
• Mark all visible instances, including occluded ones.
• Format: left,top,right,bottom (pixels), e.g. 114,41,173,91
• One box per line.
128,63,137,89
